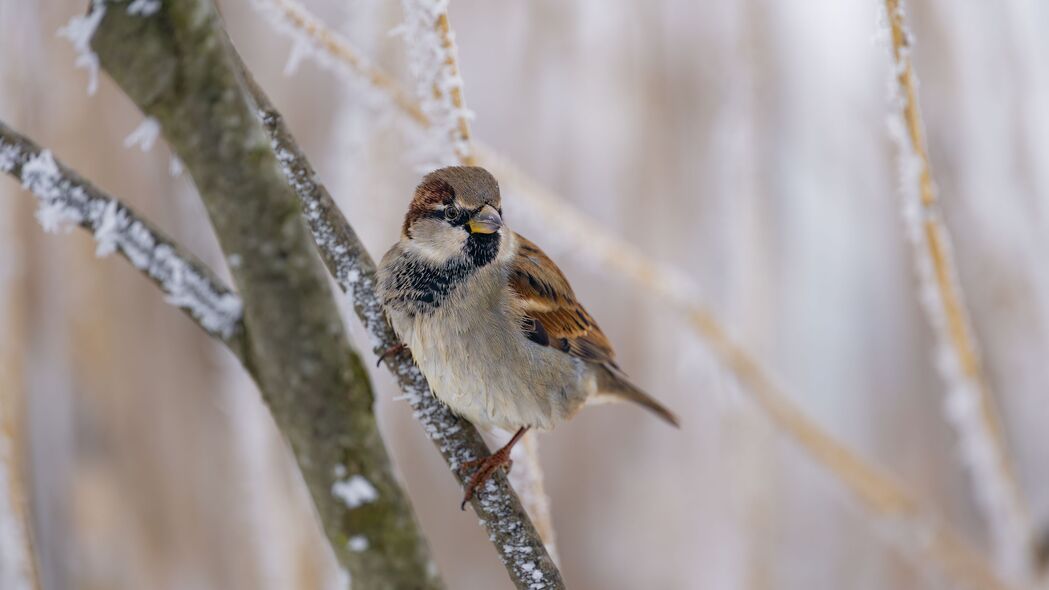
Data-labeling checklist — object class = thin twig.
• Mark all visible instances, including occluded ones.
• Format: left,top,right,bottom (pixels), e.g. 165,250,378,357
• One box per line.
397,0,475,165
0,122,246,352
248,5,1019,588
882,0,1032,580
246,73,565,590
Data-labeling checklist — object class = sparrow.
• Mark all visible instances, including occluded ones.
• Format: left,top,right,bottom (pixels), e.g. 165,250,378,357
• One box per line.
377,166,678,507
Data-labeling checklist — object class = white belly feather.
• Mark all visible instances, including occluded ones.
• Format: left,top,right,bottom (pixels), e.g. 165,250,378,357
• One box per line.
387,271,594,431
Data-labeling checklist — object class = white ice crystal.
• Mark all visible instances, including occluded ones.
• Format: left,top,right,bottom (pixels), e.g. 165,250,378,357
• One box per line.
331,475,378,509
347,535,369,552
127,0,161,16
123,117,161,152
58,0,107,96
0,144,18,174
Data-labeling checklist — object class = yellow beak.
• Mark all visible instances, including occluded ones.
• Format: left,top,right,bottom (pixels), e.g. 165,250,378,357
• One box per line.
466,205,502,234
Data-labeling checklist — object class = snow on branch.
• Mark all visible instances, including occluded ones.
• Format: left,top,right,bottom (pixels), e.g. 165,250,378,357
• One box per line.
0,121,245,345
58,0,107,96
242,67,565,590
880,0,1033,581
251,6,1015,587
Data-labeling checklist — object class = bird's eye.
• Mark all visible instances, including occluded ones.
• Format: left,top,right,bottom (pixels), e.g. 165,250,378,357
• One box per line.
443,206,461,221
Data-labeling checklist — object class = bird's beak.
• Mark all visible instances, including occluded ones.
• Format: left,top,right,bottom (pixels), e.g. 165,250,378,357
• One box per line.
466,205,502,235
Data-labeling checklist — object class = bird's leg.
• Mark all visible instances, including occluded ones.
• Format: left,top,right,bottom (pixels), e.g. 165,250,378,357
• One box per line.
375,342,407,367
459,427,529,510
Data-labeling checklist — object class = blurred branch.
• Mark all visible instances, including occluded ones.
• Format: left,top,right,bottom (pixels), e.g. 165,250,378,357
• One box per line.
0,416,37,590
88,2,441,589
0,122,246,350
251,3,1017,588
508,432,559,563
246,63,566,590
0,299,39,590
397,0,476,165
882,0,1033,580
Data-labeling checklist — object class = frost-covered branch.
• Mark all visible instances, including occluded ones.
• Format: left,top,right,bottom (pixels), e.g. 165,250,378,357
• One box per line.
251,0,428,127
243,64,565,590
88,2,440,589
0,121,245,349
396,0,475,165
249,5,1016,587
881,0,1033,581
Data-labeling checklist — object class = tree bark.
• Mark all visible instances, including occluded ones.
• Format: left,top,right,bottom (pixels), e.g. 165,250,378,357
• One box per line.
90,2,442,588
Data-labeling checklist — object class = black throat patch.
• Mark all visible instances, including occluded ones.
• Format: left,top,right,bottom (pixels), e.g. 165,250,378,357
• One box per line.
383,232,502,314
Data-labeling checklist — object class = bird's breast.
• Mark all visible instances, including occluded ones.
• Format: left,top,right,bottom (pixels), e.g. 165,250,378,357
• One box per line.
388,273,593,431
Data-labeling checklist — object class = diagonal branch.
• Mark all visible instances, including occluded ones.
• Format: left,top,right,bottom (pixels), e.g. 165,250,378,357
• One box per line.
0,121,246,352
249,3,1016,588
246,69,565,590
882,0,1032,580
87,2,442,588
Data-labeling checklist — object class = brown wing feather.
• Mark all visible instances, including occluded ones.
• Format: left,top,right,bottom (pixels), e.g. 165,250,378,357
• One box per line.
509,233,616,366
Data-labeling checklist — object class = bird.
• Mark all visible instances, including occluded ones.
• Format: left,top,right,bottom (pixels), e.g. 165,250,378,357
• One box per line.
377,166,678,508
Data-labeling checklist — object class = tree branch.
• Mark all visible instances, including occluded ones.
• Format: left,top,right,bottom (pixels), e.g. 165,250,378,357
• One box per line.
246,65,566,590
0,121,246,353
88,2,441,588
882,0,1033,581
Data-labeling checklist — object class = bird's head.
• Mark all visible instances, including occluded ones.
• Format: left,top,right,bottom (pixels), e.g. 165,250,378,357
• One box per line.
401,166,505,267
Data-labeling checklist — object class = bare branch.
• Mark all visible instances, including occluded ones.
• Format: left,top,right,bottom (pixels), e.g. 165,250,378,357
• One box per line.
89,2,441,588
0,121,246,351
882,0,1033,580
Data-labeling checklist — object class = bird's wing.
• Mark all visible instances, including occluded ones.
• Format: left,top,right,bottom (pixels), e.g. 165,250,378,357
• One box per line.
508,233,617,366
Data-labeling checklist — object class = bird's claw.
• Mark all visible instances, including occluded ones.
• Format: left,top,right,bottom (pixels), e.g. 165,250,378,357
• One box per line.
376,343,407,367
459,451,514,510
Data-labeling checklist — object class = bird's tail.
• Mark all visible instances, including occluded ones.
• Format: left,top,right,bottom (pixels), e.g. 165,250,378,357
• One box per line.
597,366,680,427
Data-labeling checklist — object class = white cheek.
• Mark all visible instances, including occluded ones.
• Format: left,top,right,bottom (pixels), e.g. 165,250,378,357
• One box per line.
408,220,467,263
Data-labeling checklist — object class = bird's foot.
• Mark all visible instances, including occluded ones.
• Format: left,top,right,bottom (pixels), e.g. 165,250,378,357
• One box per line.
375,342,407,367
459,449,514,510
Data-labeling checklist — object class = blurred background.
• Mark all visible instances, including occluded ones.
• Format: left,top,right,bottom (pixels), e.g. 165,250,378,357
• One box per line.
2,0,1049,588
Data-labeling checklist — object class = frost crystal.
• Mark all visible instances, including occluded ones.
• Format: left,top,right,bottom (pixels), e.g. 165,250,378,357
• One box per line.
123,117,161,152
0,144,18,174
331,475,378,509
58,0,107,96
347,535,369,552
127,0,161,16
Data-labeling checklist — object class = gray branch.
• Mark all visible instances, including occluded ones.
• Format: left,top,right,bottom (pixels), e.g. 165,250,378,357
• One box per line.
245,39,567,590
89,2,442,588
0,121,246,354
